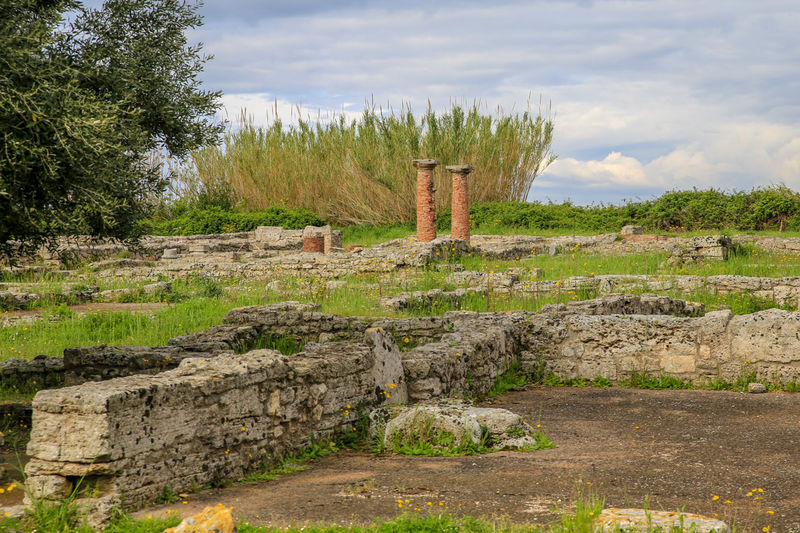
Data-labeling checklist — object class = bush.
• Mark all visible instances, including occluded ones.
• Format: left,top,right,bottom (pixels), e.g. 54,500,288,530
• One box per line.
435,186,800,233
143,206,325,235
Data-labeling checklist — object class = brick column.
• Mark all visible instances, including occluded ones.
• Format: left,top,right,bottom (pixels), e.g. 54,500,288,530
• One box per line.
412,159,440,242
446,164,474,243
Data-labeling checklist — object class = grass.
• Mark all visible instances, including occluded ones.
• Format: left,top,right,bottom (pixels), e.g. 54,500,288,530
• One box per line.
453,247,800,280
238,331,306,355
237,439,341,485
0,497,609,533
487,359,527,397
2,267,795,363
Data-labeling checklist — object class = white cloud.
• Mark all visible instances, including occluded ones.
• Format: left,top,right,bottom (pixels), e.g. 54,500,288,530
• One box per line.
218,93,362,128
540,119,800,201
190,0,800,203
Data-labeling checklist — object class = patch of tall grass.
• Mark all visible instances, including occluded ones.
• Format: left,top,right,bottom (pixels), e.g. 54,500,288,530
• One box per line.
183,101,556,225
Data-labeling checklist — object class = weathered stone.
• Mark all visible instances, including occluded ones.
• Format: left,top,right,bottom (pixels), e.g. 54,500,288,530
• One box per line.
595,508,728,533
143,281,171,294
19,294,800,525
620,225,643,235
377,400,538,451
748,382,767,393
162,248,179,260
99,288,133,301
163,505,237,533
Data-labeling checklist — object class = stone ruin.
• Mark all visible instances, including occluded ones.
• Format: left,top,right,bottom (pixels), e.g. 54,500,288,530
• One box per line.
8,293,800,526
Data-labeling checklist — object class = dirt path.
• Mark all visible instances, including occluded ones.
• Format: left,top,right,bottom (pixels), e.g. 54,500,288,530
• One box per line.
138,387,800,532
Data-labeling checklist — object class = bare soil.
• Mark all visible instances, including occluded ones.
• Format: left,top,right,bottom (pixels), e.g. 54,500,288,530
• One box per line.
132,386,800,532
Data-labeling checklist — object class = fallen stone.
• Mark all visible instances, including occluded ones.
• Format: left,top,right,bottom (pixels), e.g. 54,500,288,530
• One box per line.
143,281,171,294
374,400,539,451
748,382,767,394
0,504,25,520
99,288,133,301
162,248,179,260
595,508,728,532
621,225,644,235
163,505,236,533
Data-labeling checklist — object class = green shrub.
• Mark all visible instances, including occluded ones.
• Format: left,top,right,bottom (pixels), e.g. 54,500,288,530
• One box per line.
434,186,800,233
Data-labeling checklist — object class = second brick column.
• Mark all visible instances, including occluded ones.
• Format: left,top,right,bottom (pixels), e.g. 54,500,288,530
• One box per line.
446,164,474,243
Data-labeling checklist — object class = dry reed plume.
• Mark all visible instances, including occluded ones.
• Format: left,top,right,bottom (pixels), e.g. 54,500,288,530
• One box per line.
185,100,556,225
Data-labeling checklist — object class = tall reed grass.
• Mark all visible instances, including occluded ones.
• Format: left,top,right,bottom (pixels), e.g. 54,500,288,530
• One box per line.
183,100,556,225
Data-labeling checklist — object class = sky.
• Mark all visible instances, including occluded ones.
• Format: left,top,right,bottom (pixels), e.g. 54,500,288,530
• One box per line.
89,0,800,205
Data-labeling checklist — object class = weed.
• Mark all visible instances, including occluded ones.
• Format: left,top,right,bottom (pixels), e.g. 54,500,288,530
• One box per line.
517,430,556,452
239,331,305,355
487,358,527,397
386,411,494,457
619,371,694,390
154,484,179,504
505,426,525,438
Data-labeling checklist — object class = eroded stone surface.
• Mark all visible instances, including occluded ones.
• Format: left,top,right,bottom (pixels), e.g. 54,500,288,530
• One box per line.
164,504,236,533
596,508,728,532
375,400,538,451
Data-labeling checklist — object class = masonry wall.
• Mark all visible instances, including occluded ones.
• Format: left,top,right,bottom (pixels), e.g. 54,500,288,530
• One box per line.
25,328,407,525
520,307,800,384
21,297,800,526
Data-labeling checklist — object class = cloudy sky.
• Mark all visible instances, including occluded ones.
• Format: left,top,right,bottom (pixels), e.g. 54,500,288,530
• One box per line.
177,1,798,204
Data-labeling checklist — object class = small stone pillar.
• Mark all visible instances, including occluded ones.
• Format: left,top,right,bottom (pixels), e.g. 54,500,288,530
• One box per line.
412,158,440,242
302,226,325,253
446,164,474,243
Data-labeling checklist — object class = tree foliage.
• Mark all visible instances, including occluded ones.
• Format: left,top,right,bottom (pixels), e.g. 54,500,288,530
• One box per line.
0,0,222,257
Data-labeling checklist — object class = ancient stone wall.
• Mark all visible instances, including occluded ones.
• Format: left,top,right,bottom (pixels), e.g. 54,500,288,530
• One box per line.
25,328,407,525
19,296,800,525
448,271,800,307
519,307,800,384
0,355,64,390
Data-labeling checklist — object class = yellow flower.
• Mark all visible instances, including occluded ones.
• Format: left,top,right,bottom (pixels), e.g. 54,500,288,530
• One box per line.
763,527,770,532
712,495,719,501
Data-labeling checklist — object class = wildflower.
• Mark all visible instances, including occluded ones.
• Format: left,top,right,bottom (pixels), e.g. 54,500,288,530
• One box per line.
712,495,719,501
767,510,775,514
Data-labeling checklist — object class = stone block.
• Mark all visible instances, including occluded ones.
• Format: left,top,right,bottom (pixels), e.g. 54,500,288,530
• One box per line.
164,505,236,533
620,225,643,235
595,508,728,533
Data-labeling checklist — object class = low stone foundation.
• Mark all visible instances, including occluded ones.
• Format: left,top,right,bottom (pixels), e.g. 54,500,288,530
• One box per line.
19,296,800,525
